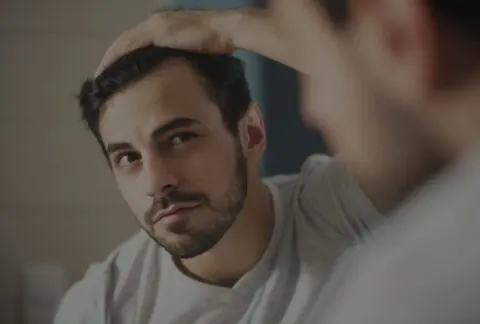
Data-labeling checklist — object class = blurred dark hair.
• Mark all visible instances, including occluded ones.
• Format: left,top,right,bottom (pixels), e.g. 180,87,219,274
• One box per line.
318,0,349,27
78,45,252,155
429,0,480,39
319,0,480,39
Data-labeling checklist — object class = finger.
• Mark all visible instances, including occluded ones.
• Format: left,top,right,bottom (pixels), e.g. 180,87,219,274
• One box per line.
153,28,233,54
95,36,150,76
95,25,152,77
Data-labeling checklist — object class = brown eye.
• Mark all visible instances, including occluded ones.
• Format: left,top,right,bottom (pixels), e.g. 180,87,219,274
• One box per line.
169,132,198,147
114,152,141,169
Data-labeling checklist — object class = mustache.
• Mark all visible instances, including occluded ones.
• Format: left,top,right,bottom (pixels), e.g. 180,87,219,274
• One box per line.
144,190,208,222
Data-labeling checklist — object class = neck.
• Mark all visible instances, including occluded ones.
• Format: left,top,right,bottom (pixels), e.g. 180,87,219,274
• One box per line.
178,176,274,287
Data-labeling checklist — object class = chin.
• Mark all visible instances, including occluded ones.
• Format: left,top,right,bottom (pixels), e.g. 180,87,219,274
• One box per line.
161,238,214,259
145,215,234,258
156,230,225,259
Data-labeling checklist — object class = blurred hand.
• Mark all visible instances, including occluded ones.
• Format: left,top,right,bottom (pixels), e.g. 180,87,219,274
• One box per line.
95,10,236,76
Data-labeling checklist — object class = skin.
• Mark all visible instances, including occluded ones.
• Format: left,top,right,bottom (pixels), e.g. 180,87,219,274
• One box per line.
98,59,273,286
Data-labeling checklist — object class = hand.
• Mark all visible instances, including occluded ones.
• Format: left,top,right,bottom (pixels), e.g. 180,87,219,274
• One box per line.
95,10,236,76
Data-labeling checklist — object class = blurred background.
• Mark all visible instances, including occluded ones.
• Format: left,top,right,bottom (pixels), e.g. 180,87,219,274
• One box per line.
0,0,324,322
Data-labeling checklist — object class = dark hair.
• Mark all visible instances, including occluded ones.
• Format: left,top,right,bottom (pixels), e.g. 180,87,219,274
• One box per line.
319,0,480,39
79,45,252,153
428,0,480,39
318,0,349,28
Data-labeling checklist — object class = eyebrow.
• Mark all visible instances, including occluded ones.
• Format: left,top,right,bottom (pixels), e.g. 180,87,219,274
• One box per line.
105,142,133,156
151,117,200,139
104,117,200,156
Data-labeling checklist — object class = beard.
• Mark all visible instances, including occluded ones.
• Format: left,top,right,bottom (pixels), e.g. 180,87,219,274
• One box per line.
142,141,248,259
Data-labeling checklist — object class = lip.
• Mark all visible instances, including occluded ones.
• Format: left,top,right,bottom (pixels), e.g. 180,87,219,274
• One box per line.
150,203,201,225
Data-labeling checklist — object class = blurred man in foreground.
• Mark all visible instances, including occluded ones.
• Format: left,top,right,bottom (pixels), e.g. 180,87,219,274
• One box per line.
271,0,480,323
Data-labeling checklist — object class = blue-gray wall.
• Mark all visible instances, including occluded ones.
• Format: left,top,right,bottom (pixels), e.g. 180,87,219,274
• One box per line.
172,0,326,176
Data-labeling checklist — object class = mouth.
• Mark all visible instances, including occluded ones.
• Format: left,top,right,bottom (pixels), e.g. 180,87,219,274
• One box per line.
150,203,201,225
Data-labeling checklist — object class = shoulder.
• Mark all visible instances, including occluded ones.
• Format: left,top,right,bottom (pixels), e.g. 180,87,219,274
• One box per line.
262,154,345,207
296,154,372,208
264,154,333,191
267,154,381,240
299,154,333,173
265,154,345,199
54,231,155,323
299,154,347,185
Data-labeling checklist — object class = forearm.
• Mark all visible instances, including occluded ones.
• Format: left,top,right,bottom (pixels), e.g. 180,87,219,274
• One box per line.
301,75,436,213
335,105,437,213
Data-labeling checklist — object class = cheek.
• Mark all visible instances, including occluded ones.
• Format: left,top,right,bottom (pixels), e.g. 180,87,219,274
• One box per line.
174,141,239,197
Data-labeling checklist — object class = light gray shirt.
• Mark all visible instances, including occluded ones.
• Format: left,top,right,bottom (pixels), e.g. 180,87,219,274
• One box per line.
311,148,480,324
54,155,382,324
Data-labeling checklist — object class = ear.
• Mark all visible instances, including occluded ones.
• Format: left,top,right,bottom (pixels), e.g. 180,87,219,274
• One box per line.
238,102,267,162
351,0,438,108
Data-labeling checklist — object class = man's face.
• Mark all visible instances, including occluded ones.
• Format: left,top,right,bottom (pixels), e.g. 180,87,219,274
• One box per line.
98,60,249,259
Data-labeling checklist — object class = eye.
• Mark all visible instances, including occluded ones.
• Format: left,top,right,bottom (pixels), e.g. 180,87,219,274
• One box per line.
168,132,198,147
113,151,141,169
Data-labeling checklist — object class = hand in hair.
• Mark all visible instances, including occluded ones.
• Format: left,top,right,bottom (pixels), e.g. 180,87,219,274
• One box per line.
95,11,234,75
94,8,296,77
95,9,242,76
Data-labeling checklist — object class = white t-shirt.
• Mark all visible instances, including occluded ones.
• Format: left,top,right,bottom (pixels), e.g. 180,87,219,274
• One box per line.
54,155,382,324
309,149,480,324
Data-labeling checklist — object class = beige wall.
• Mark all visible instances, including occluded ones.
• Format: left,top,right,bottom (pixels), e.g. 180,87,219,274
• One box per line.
0,0,163,322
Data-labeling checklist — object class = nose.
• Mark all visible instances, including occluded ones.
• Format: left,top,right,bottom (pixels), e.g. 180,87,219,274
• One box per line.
140,153,179,197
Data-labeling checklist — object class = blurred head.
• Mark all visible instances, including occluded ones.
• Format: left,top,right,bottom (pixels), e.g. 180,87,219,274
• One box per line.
79,46,266,258
274,0,480,161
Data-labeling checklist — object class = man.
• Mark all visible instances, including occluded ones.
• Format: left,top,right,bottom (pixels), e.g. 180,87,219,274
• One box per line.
75,0,480,323
54,44,394,323
94,0,480,323
269,0,480,323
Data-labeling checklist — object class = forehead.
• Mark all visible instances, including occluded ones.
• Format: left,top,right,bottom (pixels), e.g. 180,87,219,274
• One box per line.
98,59,223,143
